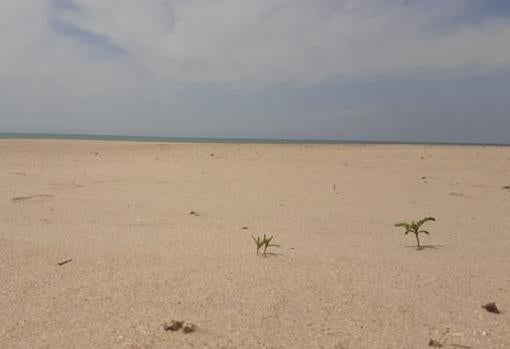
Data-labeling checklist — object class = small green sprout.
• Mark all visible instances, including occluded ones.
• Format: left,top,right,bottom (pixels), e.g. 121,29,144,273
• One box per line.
251,234,280,255
395,217,436,248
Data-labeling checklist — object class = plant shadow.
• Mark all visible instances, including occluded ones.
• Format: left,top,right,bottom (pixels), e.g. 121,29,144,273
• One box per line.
259,252,282,258
405,244,444,251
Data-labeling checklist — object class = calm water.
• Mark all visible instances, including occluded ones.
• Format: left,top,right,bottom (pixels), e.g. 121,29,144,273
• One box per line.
0,132,508,147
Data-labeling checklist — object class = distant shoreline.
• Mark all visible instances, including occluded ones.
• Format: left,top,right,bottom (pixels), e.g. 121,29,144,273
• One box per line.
1,132,509,147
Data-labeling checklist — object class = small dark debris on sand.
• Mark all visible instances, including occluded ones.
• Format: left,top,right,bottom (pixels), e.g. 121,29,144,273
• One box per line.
164,320,196,333
164,320,183,331
210,153,215,156
241,226,248,230
9,171,26,176
189,211,199,216
482,302,500,314
449,192,465,197
57,259,73,266
502,186,510,190
428,339,443,347
182,322,196,333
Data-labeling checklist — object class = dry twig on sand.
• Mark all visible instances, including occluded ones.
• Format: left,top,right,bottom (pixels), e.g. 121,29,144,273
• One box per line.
57,259,73,266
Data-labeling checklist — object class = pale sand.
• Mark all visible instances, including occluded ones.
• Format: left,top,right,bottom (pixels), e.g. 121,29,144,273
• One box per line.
1,140,509,348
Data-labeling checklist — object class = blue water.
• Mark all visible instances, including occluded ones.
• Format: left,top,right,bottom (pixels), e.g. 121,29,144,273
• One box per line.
0,132,508,147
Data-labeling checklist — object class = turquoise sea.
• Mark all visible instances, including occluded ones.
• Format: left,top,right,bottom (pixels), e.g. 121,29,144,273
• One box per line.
0,132,508,147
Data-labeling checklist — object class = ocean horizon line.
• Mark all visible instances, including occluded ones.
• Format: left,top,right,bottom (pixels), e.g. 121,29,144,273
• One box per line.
1,132,509,147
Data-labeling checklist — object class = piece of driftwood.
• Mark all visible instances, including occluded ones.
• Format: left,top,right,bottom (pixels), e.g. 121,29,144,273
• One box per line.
12,194,53,202
57,259,73,266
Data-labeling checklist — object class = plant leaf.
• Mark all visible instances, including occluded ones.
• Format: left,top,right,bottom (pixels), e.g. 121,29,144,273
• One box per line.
416,217,436,228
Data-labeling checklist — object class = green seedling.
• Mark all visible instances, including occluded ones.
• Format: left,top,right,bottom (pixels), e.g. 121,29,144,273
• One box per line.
251,234,280,255
395,217,436,248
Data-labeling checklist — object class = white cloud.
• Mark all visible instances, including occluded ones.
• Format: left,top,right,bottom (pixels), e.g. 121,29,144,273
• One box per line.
1,0,509,87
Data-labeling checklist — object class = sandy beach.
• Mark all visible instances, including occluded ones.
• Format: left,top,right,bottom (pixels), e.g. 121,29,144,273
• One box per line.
0,139,509,348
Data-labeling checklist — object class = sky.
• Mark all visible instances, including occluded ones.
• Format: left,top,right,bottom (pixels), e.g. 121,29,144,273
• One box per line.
1,0,510,143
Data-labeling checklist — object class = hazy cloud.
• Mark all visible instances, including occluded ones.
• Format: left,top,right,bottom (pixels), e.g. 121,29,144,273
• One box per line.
2,0,510,85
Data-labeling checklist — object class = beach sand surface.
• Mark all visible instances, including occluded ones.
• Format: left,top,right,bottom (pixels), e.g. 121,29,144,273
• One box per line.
1,140,509,348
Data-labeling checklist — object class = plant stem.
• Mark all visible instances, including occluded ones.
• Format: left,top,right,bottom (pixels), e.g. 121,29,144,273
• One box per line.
415,232,420,247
